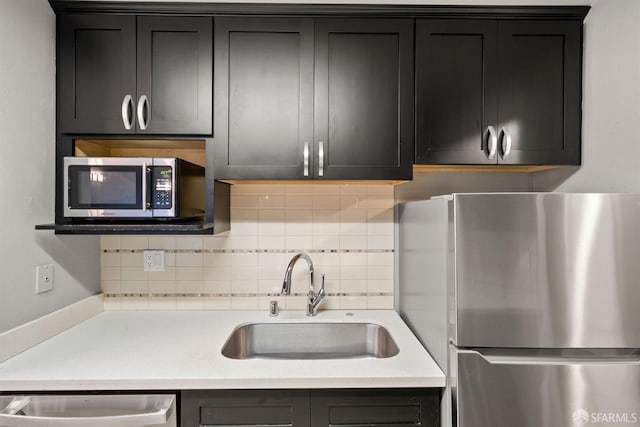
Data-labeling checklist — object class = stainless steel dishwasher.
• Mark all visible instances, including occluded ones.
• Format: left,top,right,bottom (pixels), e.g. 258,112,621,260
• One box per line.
0,394,176,426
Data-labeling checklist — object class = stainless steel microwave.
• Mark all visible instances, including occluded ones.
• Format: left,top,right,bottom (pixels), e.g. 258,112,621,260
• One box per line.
63,157,204,219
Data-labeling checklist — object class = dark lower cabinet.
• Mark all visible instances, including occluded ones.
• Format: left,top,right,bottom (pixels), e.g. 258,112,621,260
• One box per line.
181,390,310,427
58,15,212,135
416,18,582,166
310,389,440,427
181,389,440,427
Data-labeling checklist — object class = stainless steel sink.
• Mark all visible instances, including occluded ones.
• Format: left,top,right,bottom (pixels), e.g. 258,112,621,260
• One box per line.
221,322,399,360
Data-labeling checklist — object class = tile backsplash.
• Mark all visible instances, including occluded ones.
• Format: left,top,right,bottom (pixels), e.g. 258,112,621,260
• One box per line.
101,183,394,311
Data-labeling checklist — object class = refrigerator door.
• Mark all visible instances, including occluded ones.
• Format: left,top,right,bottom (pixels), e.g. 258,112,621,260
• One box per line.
452,193,640,348
454,348,640,427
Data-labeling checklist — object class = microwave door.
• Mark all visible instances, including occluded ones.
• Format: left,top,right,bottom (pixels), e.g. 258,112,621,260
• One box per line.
64,159,153,218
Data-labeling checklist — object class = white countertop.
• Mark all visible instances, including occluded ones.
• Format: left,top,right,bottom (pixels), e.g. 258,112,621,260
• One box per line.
0,310,445,391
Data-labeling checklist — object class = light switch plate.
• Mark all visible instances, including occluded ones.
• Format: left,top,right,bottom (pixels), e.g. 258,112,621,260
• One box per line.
144,250,165,272
36,264,54,294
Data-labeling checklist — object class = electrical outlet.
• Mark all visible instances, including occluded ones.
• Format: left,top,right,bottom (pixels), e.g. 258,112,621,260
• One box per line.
143,250,165,272
36,264,54,294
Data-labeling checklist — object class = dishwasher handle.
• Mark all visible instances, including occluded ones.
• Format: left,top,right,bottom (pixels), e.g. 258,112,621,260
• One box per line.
0,395,175,427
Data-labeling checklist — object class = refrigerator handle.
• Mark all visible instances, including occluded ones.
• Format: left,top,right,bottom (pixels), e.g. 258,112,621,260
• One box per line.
456,348,640,365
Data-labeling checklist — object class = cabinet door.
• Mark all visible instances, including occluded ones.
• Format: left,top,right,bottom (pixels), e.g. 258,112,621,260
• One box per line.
314,19,414,180
58,15,136,134
136,17,212,135
415,20,498,165
497,20,582,165
214,18,314,180
310,389,440,427
181,390,310,427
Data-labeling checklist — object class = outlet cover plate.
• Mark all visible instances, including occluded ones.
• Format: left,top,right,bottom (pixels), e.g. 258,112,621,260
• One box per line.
36,264,54,294
144,250,165,272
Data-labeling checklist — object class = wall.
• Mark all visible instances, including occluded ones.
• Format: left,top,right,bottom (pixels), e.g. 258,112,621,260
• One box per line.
101,184,394,310
0,0,100,333
535,0,640,192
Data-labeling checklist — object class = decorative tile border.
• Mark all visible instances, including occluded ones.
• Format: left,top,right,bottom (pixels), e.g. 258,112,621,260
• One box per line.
102,248,394,254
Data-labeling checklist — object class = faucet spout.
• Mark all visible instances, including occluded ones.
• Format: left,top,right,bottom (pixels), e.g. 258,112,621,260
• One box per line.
281,253,324,316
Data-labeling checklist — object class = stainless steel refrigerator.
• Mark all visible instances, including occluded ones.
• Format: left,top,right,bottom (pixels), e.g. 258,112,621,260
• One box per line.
398,193,640,427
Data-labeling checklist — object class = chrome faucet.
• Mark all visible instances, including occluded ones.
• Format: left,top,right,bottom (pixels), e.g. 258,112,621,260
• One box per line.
281,253,325,316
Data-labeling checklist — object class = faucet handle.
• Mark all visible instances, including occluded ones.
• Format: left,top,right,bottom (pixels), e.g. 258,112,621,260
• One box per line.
319,273,326,296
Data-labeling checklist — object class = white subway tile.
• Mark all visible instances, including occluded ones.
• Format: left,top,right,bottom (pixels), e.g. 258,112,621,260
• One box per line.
312,235,340,250
367,296,394,309
312,185,339,195
368,265,394,280
176,297,204,310
231,252,258,266
368,279,394,293
339,185,367,195
120,267,147,281
313,195,340,210
232,265,258,281
367,208,394,222
366,184,394,196
148,297,177,311
285,184,314,195
340,279,367,293
231,280,258,294
103,297,122,311
340,195,365,210
148,236,176,250
231,297,259,310
258,195,285,209
204,280,231,294
366,195,394,209
203,266,231,282
258,280,282,295
340,253,367,266
175,236,203,250
367,252,393,266
164,253,176,267
175,266,203,281
176,280,203,294
320,296,340,310
340,222,367,236
339,235,367,250
120,296,149,310
100,236,120,250
340,266,367,280
228,235,258,250
286,235,313,250
101,252,120,267
119,236,149,250
101,280,121,294
176,253,204,267
149,280,176,294
258,236,286,250
283,296,307,310
232,184,260,195
367,235,394,250
258,184,286,196
340,208,368,222
120,251,143,267
286,195,313,210
231,194,258,209
340,295,367,310
203,297,232,310
101,268,121,286
203,235,230,250
148,267,176,282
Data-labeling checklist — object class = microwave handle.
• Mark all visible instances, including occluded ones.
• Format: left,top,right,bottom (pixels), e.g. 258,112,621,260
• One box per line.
142,164,148,212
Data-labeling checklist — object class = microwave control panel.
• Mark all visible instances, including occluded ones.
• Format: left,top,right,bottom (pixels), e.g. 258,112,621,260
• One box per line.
152,166,173,209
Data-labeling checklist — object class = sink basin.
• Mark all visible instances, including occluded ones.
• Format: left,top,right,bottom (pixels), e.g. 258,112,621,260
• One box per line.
221,322,399,360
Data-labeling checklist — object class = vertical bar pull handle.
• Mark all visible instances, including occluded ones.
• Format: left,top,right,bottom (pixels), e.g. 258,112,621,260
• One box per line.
318,141,325,177
121,95,133,130
486,126,497,160
500,128,512,159
137,95,150,130
303,142,310,177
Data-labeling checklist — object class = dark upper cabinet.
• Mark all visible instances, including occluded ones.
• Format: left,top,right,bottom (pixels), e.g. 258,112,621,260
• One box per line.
214,18,314,180
214,18,413,180
59,15,212,135
313,19,414,180
416,19,582,166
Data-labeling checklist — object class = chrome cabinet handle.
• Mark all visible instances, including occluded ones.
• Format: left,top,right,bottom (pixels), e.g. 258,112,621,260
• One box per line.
318,141,325,177
486,126,497,160
303,142,309,177
500,128,512,159
121,95,134,130
137,95,150,130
